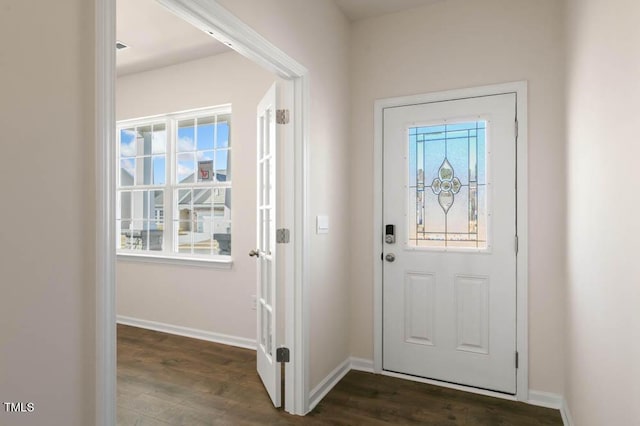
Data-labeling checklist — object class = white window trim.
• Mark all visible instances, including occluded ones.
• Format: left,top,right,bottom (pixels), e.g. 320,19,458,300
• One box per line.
116,105,233,263
117,252,232,269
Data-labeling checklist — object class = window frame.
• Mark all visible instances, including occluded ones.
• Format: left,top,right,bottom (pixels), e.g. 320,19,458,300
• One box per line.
116,105,233,266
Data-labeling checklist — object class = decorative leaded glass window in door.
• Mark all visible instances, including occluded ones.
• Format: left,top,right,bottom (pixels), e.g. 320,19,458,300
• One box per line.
408,121,488,249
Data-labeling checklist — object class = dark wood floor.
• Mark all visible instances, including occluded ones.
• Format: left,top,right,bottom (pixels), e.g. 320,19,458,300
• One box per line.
117,324,562,425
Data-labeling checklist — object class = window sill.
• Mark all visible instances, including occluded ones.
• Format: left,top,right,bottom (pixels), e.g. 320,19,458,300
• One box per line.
117,252,233,269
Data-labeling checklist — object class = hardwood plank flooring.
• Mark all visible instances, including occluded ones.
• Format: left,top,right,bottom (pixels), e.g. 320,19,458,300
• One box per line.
117,325,562,425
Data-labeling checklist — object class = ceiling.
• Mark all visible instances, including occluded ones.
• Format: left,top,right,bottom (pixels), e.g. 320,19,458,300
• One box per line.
116,0,230,76
334,0,444,21
116,0,443,76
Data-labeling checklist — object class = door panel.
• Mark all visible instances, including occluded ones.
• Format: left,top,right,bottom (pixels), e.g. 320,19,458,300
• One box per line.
404,272,436,346
455,274,489,354
382,94,517,394
256,83,280,407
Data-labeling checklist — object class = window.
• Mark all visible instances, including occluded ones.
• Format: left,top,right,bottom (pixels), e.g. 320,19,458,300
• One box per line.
116,106,232,260
408,121,487,249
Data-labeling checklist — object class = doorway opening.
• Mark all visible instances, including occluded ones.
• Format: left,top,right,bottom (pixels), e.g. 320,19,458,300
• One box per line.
95,0,311,423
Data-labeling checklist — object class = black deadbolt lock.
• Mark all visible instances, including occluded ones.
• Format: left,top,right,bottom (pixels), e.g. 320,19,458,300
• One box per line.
385,224,395,244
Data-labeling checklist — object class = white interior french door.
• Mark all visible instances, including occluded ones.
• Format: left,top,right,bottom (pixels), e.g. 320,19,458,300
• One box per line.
382,93,518,394
255,82,280,406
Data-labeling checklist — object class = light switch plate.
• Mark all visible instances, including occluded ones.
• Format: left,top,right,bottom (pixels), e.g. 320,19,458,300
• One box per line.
316,215,329,234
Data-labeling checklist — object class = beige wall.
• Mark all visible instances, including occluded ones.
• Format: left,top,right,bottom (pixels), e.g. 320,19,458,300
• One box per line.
116,52,275,340
565,0,640,423
349,0,567,394
214,0,352,389
16,0,640,422
0,1,96,425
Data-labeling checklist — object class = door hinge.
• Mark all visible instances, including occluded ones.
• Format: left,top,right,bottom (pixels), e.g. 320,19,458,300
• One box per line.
276,109,290,125
515,120,519,139
276,228,290,244
276,347,290,363
514,235,519,255
515,351,519,369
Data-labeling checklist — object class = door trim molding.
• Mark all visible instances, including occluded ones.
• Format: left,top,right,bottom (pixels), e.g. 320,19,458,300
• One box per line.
96,0,311,419
95,1,116,425
373,82,529,401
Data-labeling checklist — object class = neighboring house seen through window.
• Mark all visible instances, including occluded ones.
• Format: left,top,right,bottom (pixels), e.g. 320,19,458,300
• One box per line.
116,106,232,259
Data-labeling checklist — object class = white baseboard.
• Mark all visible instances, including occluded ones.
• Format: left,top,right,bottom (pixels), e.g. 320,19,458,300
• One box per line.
308,357,374,413
350,357,374,372
528,390,563,409
528,390,573,426
308,358,352,413
117,315,257,351
561,397,574,426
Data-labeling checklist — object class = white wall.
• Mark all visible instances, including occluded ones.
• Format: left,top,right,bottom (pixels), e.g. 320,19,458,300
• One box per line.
0,1,96,425
349,0,567,394
12,1,629,423
565,0,640,423
116,51,275,340
214,0,352,389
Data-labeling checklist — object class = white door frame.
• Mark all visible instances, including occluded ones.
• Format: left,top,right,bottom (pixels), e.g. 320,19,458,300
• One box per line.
95,0,311,423
373,82,529,402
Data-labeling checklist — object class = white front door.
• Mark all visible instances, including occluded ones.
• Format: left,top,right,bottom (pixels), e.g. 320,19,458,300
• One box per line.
255,83,280,406
382,93,518,394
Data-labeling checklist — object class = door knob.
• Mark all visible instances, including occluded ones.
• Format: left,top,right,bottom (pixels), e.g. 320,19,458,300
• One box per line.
385,253,396,262
249,249,260,258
